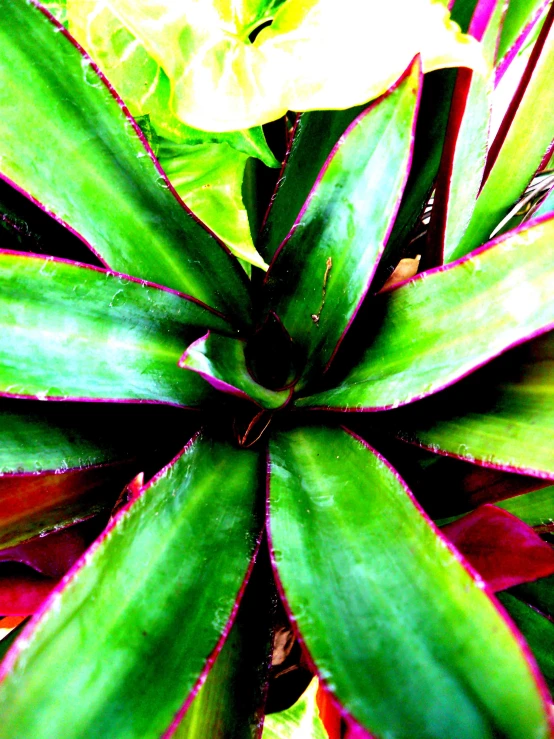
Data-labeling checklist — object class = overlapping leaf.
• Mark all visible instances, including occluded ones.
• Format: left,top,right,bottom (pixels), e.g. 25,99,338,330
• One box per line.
174,553,273,738
429,0,505,264
0,252,233,406
65,0,279,268
497,485,554,527
298,217,554,410
0,433,264,739
258,106,365,263
180,333,291,409
498,592,554,695
268,426,551,739
452,4,554,258
265,61,421,386
0,0,252,320
107,0,483,131
496,0,550,78
442,504,554,591
391,328,554,478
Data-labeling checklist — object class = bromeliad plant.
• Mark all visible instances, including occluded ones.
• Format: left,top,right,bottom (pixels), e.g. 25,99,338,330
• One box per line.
0,0,554,737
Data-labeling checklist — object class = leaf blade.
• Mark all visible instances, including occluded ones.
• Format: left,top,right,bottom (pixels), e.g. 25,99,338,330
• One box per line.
174,549,273,739
268,425,551,739
0,432,264,739
391,327,554,478
442,504,554,592
451,4,554,258
258,106,366,264
0,0,251,321
298,216,554,410
0,252,231,406
265,60,421,386
429,0,505,265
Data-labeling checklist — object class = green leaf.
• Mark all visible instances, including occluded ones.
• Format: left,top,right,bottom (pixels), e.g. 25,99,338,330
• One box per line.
268,425,551,739
265,61,421,387
180,333,291,410
65,0,277,269
392,328,554,478
104,0,484,132
174,550,274,738
258,106,366,264
0,403,144,474
66,0,277,161
0,252,231,405
157,138,269,269
263,680,327,739
374,69,457,283
298,217,554,410
0,433,264,739
431,0,505,264
497,591,554,695
0,0,251,322
451,6,554,259
497,0,549,63
496,485,554,527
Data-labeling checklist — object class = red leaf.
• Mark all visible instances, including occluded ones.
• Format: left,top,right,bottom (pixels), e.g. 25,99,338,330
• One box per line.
0,525,89,578
316,683,342,739
443,504,554,591
0,572,56,616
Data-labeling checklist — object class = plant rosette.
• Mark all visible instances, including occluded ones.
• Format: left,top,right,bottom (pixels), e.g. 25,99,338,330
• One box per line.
0,1,554,738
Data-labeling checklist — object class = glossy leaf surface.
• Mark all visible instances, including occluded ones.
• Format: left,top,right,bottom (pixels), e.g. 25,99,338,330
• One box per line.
452,6,554,258
0,252,232,405
258,107,365,263
263,680,327,739
393,328,554,478
268,426,550,738
442,504,554,591
431,0,504,264
298,217,554,410
180,333,291,410
0,0,251,320
0,433,263,739
265,62,421,386
175,551,273,738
